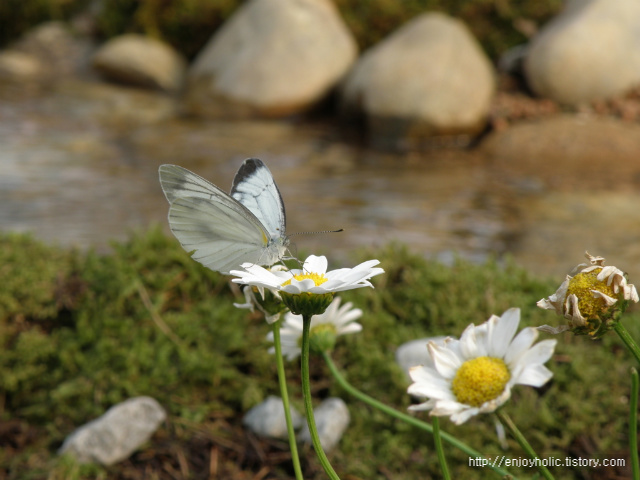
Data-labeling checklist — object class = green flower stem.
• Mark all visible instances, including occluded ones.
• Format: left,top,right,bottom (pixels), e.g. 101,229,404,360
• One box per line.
613,322,640,365
271,322,304,480
432,416,451,480
301,315,341,480
321,352,513,478
630,368,639,480
495,410,554,480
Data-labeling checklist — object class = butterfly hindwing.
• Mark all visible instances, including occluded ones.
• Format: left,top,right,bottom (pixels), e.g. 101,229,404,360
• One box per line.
231,159,287,240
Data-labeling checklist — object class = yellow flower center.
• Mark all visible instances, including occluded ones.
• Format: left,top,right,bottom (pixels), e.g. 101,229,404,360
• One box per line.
281,272,328,287
565,268,615,319
451,357,510,407
310,323,337,337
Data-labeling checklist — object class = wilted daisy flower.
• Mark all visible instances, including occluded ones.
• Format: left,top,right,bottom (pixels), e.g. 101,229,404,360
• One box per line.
407,308,556,425
233,266,290,324
537,252,639,337
266,297,363,360
234,285,287,324
230,255,383,316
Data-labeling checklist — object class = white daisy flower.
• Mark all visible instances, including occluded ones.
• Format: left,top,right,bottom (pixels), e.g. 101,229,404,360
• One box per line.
407,308,556,425
231,255,383,294
266,297,363,360
537,252,639,337
230,254,383,316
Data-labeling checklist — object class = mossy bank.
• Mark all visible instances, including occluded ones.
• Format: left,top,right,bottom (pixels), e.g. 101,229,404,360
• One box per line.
1,228,637,479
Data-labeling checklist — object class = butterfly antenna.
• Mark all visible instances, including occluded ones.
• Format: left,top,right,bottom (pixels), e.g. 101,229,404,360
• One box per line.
287,228,344,237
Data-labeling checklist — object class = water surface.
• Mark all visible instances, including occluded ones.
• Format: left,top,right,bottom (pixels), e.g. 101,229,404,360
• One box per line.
3,80,640,282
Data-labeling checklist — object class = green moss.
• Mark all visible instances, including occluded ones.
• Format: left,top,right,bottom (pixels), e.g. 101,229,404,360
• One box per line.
1,231,638,479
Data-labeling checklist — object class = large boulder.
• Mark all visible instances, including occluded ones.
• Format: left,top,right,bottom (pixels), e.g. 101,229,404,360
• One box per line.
184,0,357,118
340,12,495,150
93,34,187,93
525,0,640,105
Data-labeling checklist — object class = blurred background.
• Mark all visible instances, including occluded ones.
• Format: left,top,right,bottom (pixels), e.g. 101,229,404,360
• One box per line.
2,1,640,478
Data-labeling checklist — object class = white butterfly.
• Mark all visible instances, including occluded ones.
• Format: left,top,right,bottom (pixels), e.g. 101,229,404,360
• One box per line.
158,159,289,275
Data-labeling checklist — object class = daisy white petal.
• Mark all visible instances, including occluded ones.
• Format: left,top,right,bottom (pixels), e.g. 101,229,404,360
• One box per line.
450,408,480,425
303,254,328,274
459,323,484,359
504,327,538,365
487,308,520,358
233,254,383,316
509,339,557,384
514,364,554,388
429,341,463,379
407,398,438,412
408,367,454,400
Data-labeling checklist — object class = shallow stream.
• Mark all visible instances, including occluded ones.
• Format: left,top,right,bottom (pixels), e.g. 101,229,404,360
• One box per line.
3,80,640,282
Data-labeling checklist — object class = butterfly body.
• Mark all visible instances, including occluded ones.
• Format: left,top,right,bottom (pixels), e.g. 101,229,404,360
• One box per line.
159,159,288,274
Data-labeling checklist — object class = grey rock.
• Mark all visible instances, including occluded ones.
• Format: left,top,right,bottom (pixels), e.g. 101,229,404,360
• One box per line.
298,398,349,451
0,51,45,84
58,396,166,465
525,0,640,105
243,396,303,440
185,0,357,118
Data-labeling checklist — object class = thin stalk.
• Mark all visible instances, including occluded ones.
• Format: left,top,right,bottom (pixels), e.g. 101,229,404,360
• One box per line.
630,368,639,480
432,416,451,480
272,322,304,480
322,352,513,478
614,322,640,365
495,410,554,480
301,315,340,480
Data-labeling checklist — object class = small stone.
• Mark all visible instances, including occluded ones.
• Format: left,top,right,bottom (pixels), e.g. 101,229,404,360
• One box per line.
243,396,303,439
298,398,349,451
93,34,187,92
0,51,45,83
58,396,166,466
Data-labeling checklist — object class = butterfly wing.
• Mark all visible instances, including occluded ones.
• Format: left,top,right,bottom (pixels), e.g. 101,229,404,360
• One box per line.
231,159,287,241
159,164,274,274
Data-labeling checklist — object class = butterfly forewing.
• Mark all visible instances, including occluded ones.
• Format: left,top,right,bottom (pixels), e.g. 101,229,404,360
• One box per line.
231,159,287,239
159,164,226,204
158,162,288,275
